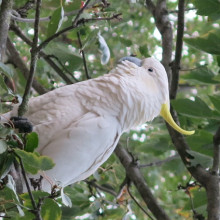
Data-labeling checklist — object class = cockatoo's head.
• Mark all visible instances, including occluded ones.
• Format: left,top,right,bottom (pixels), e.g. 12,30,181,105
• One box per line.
119,56,194,135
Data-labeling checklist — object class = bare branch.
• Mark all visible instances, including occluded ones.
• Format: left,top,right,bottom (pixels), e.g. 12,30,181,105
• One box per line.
37,12,121,52
169,7,196,13
212,127,220,174
11,0,102,23
145,0,173,83
139,154,179,168
10,24,77,85
14,152,42,220
18,0,42,117
85,180,117,197
0,0,13,61
40,53,74,84
6,38,48,95
16,0,36,18
127,184,154,220
77,31,90,79
114,144,171,220
45,54,79,83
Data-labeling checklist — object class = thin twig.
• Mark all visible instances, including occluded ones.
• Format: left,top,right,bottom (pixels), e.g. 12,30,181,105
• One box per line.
37,0,92,52
211,127,220,174
6,37,48,95
14,153,42,220
10,0,102,23
77,31,90,79
37,12,121,52
85,180,117,197
41,53,74,84
169,7,196,13
127,185,155,220
114,144,171,220
46,54,79,82
10,23,75,85
139,155,179,168
18,0,42,117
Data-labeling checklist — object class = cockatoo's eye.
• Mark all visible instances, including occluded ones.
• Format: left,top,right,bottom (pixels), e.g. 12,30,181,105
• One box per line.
148,68,153,72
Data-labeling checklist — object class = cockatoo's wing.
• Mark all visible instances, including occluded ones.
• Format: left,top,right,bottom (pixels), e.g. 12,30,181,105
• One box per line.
40,112,120,190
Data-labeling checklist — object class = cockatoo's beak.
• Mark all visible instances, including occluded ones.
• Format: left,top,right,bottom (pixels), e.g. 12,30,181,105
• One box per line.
160,103,195,135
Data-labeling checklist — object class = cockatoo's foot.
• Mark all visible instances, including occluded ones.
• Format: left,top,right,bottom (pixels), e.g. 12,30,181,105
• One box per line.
39,171,62,194
29,176,43,191
10,116,33,133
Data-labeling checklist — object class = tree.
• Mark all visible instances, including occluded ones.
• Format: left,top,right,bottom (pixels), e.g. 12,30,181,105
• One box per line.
0,0,220,219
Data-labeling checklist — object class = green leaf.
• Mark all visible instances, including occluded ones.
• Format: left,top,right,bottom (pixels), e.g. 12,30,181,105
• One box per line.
0,74,10,93
64,0,81,11
171,97,220,119
187,150,213,168
119,37,132,46
45,43,83,72
82,29,99,50
0,151,14,179
14,149,55,174
41,198,62,220
0,140,7,154
21,191,50,208
181,66,219,84
0,62,14,78
186,130,213,156
25,132,39,152
185,29,220,55
194,0,220,20
139,44,150,57
47,6,64,38
209,95,220,112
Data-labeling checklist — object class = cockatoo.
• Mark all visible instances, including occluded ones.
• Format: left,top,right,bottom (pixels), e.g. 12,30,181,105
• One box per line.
1,57,194,191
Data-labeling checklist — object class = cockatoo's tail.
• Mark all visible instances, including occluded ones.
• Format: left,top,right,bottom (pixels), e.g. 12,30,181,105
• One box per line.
160,103,195,135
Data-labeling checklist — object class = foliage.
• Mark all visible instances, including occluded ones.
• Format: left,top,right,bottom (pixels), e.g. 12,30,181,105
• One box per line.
0,0,220,219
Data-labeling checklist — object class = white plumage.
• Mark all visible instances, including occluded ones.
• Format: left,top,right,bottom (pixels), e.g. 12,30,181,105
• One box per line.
2,57,194,191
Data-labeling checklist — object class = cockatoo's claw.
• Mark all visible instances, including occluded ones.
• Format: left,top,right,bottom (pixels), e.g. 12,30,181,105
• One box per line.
29,176,43,191
10,116,33,133
118,56,142,67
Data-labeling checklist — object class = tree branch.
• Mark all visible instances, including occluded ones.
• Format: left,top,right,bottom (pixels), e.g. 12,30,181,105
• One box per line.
212,127,220,174
6,38,48,95
170,0,185,99
14,152,42,220
139,154,179,168
77,31,90,79
0,0,13,61
36,0,92,52
44,54,79,83
145,0,173,83
127,184,154,220
40,53,74,84
37,12,121,52
85,180,117,197
18,0,42,117
114,144,171,220
10,23,75,85
11,0,102,23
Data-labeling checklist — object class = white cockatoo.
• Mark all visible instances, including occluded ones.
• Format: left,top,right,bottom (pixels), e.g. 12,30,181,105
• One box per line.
1,57,194,191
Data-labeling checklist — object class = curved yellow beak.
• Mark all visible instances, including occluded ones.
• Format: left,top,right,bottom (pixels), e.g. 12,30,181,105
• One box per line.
160,103,195,135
